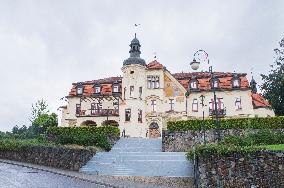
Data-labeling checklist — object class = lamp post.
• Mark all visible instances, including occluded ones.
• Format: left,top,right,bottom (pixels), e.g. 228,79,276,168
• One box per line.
190,50,221,143
199,94,206,144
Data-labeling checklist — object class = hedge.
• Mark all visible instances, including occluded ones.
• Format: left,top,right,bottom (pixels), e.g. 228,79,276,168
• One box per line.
0,139,51,152
187,130,284,159
46,126,120,151
168,116,284,131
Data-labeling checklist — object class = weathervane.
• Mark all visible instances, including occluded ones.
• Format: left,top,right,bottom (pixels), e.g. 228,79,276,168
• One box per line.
134,24,141,37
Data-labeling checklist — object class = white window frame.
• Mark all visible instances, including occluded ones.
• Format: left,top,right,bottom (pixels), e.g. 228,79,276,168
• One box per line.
130,86,134,98
77,87,83,95
113,85,119,93
192,99,198,112
95,86,101,93
235,97,242,110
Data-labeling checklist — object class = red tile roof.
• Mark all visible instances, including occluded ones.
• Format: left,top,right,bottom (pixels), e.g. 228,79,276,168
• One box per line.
172,72,250,90
147,60,164,69
251,93,271,108
69,76,121,97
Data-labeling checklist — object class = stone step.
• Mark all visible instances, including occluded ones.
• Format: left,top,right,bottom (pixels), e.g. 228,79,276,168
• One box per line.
80,138,193,177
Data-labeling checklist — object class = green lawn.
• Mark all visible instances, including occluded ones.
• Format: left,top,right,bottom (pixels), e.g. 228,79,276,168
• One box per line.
260,144,284,150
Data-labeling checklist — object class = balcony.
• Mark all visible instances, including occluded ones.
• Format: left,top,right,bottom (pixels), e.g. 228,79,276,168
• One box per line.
209,108,226,117
76,109,119,117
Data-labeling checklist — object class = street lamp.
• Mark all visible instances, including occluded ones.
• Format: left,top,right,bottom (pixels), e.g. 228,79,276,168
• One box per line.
190,50,221,143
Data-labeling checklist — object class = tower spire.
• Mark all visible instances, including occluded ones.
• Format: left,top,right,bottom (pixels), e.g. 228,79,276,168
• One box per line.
122,34,146,66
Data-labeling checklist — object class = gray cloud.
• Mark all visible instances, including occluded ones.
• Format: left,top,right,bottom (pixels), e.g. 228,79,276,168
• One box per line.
0,0,283,131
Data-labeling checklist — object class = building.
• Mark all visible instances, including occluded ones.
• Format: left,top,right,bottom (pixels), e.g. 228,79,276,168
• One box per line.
60,35,275,138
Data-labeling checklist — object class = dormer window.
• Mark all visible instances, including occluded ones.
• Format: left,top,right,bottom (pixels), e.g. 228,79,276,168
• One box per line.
211,77,219,89
190,79,198,89
113,81,119,93
232,74,240,88
76,84,84,95
113,85,119,93
94,83,101,94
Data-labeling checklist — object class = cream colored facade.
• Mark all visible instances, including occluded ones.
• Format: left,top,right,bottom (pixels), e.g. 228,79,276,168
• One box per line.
60,36,275,138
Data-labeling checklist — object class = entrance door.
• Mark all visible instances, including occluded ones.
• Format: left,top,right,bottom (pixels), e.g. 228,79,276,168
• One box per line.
149,122,161,138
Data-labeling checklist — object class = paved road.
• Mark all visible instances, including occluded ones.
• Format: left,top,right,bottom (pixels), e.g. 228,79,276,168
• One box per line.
0,163,108,188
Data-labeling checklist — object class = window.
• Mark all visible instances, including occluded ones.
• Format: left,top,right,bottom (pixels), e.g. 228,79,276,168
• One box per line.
209,98,224,110
232,79,240,88
151,100,157,112
147,76,160,89
77,86,83,95
139,87,142,98
125,109,131,121
211,78,219,88
190,80,198,89
235,97,242,110
91,102,102,115
155,76,160,88
130,86,134,97
232,74,240,88
76,104,81,115
138,109,142,123
113,101,119,113
130,70,134,74
95,86,101,93
192,99,198,112
169,99,174,111
113,85,119,93
218,98,225,109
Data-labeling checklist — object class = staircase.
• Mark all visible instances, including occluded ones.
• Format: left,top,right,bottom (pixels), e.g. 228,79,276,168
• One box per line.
80,138,193,177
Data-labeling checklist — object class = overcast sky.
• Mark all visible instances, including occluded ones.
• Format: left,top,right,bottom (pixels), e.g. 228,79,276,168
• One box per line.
0,0,283,132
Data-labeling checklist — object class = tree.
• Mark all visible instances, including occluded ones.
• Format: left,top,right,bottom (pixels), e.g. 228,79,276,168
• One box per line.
12,125,19,134
30,99,49,122
32,113,58,134
261,37,284,116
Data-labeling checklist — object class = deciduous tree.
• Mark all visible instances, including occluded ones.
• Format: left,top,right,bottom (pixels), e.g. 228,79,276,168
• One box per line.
261,37,284,116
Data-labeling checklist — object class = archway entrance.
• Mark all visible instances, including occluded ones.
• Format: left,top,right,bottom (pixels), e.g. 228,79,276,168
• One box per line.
81,120,97,126
149,122,161,138
102,120,119,127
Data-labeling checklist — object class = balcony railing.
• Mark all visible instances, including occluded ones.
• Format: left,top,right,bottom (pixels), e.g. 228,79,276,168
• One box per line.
209,108,226,117
76,109,119,117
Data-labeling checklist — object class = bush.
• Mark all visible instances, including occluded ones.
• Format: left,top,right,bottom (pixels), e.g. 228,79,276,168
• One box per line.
168,116,284,131
0,139,49,152
222,129,284,146
46,126,120,151
188,130,284,159
187,144,262,160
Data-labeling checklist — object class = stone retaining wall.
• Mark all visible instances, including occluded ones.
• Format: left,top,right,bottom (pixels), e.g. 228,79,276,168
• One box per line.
0,146,95,171
197,150,284,187
162,129,284,152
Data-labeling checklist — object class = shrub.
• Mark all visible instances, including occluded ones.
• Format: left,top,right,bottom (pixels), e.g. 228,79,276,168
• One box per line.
187,144,262,160
222,129,284,146
168,116,284,131
188,130,284,159
46,126,120,151
0,139,50,152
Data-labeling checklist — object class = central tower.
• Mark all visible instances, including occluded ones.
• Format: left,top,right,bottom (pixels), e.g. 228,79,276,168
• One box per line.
120,34,147,137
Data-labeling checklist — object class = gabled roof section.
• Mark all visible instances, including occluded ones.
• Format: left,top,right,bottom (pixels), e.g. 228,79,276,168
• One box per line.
172,72,249,91
251,93,271,108
147,60,165,69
